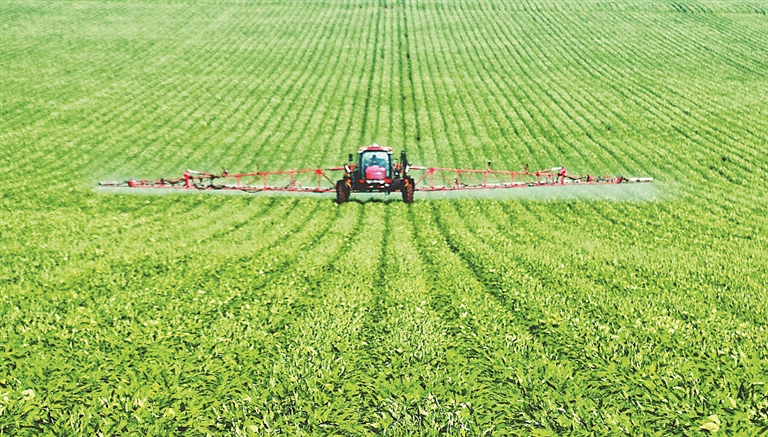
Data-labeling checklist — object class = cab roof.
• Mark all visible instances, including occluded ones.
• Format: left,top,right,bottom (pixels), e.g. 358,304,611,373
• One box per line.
359,144,392,153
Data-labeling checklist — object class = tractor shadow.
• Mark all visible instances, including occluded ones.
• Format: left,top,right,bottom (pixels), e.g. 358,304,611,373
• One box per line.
344,196,402,205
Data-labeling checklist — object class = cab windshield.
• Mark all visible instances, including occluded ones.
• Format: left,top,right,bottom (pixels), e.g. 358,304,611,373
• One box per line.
360,151,390,177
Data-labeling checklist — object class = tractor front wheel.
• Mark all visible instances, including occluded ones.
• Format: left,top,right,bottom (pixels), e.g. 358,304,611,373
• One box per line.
402,178,414,204
335,180,349,204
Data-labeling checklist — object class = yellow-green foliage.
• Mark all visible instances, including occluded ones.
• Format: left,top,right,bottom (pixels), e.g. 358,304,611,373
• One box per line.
1,0,766,435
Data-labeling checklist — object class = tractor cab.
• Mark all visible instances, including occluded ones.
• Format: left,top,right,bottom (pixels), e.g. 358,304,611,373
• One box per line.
355,145,393,187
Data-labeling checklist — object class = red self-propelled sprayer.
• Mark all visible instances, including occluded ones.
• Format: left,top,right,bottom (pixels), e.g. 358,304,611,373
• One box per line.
99,144,653,203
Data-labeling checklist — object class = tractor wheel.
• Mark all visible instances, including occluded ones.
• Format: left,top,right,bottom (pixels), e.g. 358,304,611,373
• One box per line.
335,180,349,204
402,178,415,204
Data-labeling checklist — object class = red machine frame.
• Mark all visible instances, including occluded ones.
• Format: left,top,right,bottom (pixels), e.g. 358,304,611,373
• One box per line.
100,164,652,193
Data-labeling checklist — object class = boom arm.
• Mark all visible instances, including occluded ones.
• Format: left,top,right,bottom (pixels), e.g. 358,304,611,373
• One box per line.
100,164,651,193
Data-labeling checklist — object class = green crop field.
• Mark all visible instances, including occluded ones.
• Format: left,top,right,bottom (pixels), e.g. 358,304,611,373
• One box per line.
1,0,767,435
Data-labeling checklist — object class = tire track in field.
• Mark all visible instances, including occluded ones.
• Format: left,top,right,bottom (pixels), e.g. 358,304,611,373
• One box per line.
371,2,388,144
390,64,533,429
310,4,366,169
351,203,444,431
264,203,388,429
391,4,404,150
382,5,399,146
339,203,488,433
380,4,396,146
417,9,462,167
360,203,391,345
319,4,378,169
368,51,524,424
267,200,473,431
404,10,451,172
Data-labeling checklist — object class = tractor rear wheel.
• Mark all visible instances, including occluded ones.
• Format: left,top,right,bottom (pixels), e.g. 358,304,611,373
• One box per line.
335,180,349,204
402,178,414,204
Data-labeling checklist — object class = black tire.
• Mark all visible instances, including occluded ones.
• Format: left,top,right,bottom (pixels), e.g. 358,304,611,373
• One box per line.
402,178,414,204
335,180,349,204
